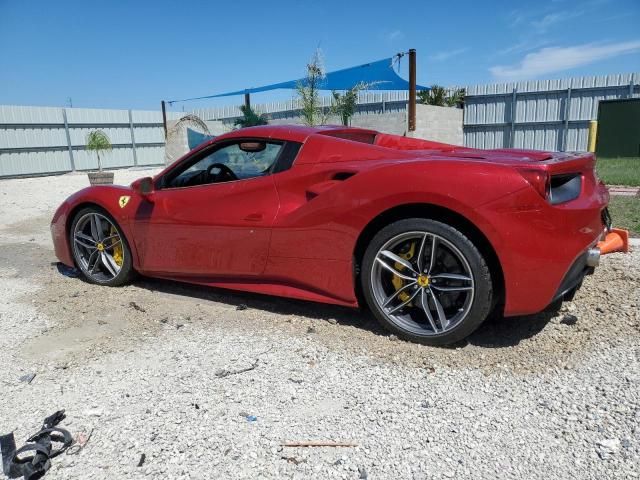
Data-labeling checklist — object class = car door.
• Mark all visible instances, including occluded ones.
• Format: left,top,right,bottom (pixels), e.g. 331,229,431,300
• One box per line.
131,139,284,277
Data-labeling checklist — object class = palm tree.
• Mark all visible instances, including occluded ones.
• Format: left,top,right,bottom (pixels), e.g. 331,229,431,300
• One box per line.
418,85,465,108
418,85,448,106
331,82,371,126
234,105,268,128
86,130,112,172
445,88,466,108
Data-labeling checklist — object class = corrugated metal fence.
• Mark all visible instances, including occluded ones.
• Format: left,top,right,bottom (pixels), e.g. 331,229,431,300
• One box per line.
0,105,182,178
191,91,412,121
464,73,639,151
1,73,639,178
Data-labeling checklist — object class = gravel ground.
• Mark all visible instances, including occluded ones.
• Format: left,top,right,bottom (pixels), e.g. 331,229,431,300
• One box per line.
0,169,639,479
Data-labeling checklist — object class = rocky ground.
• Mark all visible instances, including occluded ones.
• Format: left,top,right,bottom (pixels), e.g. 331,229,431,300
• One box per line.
0,169,638,479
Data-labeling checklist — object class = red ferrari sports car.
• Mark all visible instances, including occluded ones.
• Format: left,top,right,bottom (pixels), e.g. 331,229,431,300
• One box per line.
51,125,620,345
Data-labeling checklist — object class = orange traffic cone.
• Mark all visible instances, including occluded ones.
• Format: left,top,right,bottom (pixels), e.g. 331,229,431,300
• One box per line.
597,228,630,255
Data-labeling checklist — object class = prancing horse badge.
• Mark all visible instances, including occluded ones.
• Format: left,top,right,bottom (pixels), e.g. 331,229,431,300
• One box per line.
118,196,130,208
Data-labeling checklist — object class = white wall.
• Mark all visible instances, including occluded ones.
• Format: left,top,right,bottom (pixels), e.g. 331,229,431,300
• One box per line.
266,106,463,144
411,104,464,145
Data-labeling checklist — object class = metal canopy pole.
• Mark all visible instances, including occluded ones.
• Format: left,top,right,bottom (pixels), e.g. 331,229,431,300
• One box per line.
161,100,168,139
128,109,138,166
244,93,251,110
62,108,76,171
408,49,417,132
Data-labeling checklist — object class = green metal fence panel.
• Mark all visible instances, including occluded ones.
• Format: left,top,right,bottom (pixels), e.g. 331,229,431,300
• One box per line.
596,99,640,158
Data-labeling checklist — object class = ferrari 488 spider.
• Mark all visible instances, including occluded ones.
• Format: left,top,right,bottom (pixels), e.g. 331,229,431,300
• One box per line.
51,125,614,344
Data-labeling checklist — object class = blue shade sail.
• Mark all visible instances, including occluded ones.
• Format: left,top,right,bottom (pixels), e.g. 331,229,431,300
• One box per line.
187,128,215,149
169,57,428,104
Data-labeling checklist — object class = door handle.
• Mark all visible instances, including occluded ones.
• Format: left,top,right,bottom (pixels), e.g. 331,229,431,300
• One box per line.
244,213,263,222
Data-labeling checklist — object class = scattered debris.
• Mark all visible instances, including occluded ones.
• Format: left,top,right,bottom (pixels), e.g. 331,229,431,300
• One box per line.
281,455,306,465
238,412,258,422
288,378,304,384
389,334,398,341
129,301,146,313
0,410,73,479
160,317,168,324
137,453,146,467
97,319,107,325
281,441,358,447
596,438,620,458
560,315,578,326
214,360,259,378
83,408,103,417
66,428,94,455
236,304,248,311
19,373,36,384
56,263,80,278
175,323,184,329
327,318,338,325
358,466,368,479
306,326,317,334
192,403,200,410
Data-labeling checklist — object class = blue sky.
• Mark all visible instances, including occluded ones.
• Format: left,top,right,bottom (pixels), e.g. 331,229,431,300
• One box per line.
1,0,639,111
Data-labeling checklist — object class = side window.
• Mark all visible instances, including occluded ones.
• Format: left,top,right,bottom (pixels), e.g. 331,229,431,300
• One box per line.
166,141,283,188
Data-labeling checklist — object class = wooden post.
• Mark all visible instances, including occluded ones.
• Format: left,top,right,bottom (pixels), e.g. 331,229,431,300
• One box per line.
408,49,416,132
244,92,251,110
161,100,167,139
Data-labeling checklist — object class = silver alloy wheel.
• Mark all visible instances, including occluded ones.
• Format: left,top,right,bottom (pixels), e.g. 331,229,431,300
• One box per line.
72,212,124,282
370,231,475,336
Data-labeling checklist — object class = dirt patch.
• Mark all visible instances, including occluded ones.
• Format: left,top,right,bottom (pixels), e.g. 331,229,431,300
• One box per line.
1,214,52,236
14,238,639,374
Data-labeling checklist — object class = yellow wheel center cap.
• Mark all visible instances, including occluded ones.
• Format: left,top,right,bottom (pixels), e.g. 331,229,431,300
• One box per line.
96,243,104,251
417,275,430,287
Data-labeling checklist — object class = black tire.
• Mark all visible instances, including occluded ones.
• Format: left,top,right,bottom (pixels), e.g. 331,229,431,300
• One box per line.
70,207,135,287
361,218,493,345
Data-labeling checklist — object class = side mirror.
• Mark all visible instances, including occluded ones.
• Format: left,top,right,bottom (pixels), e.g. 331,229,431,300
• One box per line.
131,177,155,197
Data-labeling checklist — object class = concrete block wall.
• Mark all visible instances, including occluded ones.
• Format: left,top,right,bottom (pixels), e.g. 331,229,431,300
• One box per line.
411,104,464,145
349,112,407,135
263,106,462,144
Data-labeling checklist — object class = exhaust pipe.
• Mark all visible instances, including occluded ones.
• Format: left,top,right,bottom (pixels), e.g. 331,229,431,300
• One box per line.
586,248,600,267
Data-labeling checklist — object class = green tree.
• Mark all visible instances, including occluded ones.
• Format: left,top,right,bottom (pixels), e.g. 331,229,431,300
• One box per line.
234,104,268,128
86,130,112,172
331,82,369,126
296,50,328,126
417,85,465,108
445,88,465,108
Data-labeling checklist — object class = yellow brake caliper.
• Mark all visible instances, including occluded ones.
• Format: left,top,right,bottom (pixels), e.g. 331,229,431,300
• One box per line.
391,241,416,303
109,226,124,267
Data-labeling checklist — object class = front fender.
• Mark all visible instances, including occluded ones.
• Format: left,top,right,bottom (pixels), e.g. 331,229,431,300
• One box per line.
50,185,145,269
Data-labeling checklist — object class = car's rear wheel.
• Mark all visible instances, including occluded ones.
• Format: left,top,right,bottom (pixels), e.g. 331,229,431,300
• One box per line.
70,207,134,286
361,218,493,345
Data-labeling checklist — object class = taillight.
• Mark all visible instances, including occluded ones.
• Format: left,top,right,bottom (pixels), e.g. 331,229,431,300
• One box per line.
518,168,550,200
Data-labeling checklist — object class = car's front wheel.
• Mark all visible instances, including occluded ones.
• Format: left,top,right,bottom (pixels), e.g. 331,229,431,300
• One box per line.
70,207,134,286
361,218,493,345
